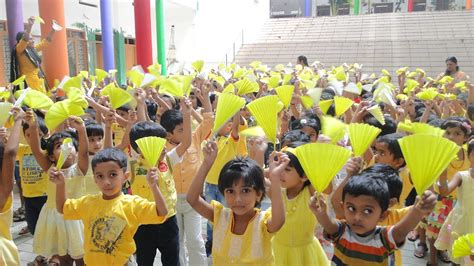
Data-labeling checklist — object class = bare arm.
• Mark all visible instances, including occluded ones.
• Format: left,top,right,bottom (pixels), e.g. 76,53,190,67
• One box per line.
146,167,168,216
24,110,52,171
310,193,340,235
175,98,192,157
437,171,462,197
69,117,89,174
266,152,286,233
49,167,67,213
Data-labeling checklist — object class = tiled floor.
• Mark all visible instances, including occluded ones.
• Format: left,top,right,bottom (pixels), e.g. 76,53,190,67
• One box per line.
11,192,449,266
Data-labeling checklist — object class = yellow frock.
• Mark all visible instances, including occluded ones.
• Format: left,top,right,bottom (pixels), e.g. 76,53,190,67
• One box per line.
272,186,330,266
0,196,20,266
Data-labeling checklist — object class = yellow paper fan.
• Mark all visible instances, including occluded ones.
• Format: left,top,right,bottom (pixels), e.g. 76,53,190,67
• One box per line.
295,143,351,193
108,86,133,109
301,95,314,109
246,95,279,144
334,96,354,117
56,138,73,170
404,79,419,94
68,90,88,109
45,100,85,131
79,71,89,79
212,93,245,135
416,68,426,77
249,61,262,69
14,89,53,110
437,75,454,84
274,64,285,72
396,94,409,101
136,136,167,167
12,75,26,91
181,75,193,96
416,88,439,101
275,85,294,109
34,16,45,24
381,69,391,77
282,74,292,85
239,126,266,138
127,70,144,88
321,116,347,144
398,134,459,195
367,105,385,125
301,79,317,90
0,102,13,126
319,99,334,114
333,66,347,82
438,93,456,100
452,233,474,259
159,78,183,98
95,68,108,83
192,60,204,73
267,75,281,89
222,84,236,94
235,79,259,96
233,68,247,79
396,67,408,76
62,76,83,93
398,122,445,137
148,63,162,77
455,81,466,90
348,123,381,156
0,88,10,100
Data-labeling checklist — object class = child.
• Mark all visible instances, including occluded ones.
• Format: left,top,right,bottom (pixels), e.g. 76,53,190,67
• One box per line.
49,148,168,265
160,87,212,265
271,146,330,266
26,112,89,265
426,117,471,265
0,107,24,265
129,99,191,266
187,141,285,265
84,120,104,195
434,140,474,265
311,170,437,265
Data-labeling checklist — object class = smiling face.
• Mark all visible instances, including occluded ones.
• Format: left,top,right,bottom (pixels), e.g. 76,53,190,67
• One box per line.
443,126,467,146
93,161,129,200
223,178,262,217
342,194,387,235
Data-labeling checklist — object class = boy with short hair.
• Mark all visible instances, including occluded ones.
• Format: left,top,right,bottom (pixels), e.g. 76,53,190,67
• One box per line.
311,169,437,266
50,147,168,265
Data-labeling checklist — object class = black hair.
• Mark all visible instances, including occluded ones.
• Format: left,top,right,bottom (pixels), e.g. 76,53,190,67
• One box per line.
375,133,406,167
117,104,131,113
162,94,178,110
284,141,311,187
22,116,48,136
441,116,471,137
363,164,402,201
297,55,309,67
189,91,202,107
467,103,474,121
343,172,390,212
291,116,321,134
91,147,128,172
160,109,183,133
130,121,167,153
445,56,460,74
363,115,397,136
218,157,266,207
85,120,104,138
428,118,445,128
146,100,158,122
320,89,335,100
16,31,24,42
83,108,97,122
281,130,311,147
43,130,79,159
467,140,474,155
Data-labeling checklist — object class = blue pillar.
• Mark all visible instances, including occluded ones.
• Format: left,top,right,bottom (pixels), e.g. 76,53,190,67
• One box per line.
304,0,311,16
100,0,115,71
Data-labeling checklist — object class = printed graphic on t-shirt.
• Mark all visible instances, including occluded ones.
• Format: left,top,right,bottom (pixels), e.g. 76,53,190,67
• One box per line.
21,154,43,184
90,216,127,255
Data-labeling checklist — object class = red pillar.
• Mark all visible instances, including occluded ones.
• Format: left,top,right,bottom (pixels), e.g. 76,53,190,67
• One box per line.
134,0,153,70
38,0,69,88
408,0,414,12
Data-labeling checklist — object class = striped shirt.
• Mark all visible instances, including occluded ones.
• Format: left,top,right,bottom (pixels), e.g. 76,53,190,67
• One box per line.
326,222,400,266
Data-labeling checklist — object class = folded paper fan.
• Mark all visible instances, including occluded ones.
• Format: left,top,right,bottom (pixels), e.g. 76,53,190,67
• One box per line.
249,61,262,69
100,83,115,97
301,79,317,90
140,73,157,88
275,85,294,109
416,88,439,101
375,86,396,107
212,93,245,135
381,69,391,78
127,70,144,88
396,94,409,101
235,78,259,96
136,136,167,168
334,96,353,117
452,233,474,259
0,102,13,126
344,82,361,95
295,143,351,193
233,68,247,79
267,75,281,89
68,90,88,109
45,100,85,131
404,79,420,94
319,99,334,115
95,68,108,83
437,75,454,84
282,74,292,86
348,123,381,156
398,134,459,195
301,95,314,109
307,88,323,105
62,76,83,93
56,138,73,170
333,66,347,82
397,122,445,137
246,95,279,144
12,75,26,91
321,116,347,144
274,64,285,72
0,88,10,100
35,16,45,24
416,68,426,77
181,75,193,96
438,93,456,100
192,60,204,73
108,86,133,109
79,71,89,79
396,67,408,76
222,84,236,94
455,81,466,89
239,126,266,138
367,105,385,125
15,89,54,110
52,19,63,31
159,78,183,98
148,63,162,77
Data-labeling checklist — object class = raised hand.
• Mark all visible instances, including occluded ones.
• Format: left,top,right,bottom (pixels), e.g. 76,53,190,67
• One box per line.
146,167,159,187
48,167,65,185
202,141,218,166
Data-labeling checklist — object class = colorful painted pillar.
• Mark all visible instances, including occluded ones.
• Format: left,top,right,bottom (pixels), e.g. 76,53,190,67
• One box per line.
114,30,126,86
38,0,69,88
100,0,115,71
304,0,311,16
467,0,472,10
5,0,24,50
354,0,360,14
408,0,414,12
156,0,167,75
134,0,153,69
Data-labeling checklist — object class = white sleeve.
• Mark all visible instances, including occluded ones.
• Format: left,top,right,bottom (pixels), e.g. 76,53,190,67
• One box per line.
166,147,183,167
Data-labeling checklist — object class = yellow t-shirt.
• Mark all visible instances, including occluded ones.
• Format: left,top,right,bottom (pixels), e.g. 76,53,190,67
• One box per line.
0,196,20,266
205,134,248,185
211,201,274,266
380,207,411,266
63,194,165,265
17,145,48,198
397,167,412,209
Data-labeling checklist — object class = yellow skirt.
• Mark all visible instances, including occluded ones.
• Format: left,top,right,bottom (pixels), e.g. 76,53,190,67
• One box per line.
273,238,330,266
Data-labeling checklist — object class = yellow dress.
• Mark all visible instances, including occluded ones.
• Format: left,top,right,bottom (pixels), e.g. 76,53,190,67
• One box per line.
0,196,20,266
84,156,100,195
211,201,274,265
272,187,330,266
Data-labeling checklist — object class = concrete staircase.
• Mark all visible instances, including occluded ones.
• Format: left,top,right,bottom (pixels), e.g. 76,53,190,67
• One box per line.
235,11,474,77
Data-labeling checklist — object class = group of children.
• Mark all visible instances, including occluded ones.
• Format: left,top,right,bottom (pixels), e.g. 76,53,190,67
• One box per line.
0,55,473,266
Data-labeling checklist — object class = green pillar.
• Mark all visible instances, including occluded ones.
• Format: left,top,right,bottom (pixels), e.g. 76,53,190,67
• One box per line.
114,29,126,85
354,0,360,14
86,27,97,75
156,0,167,75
